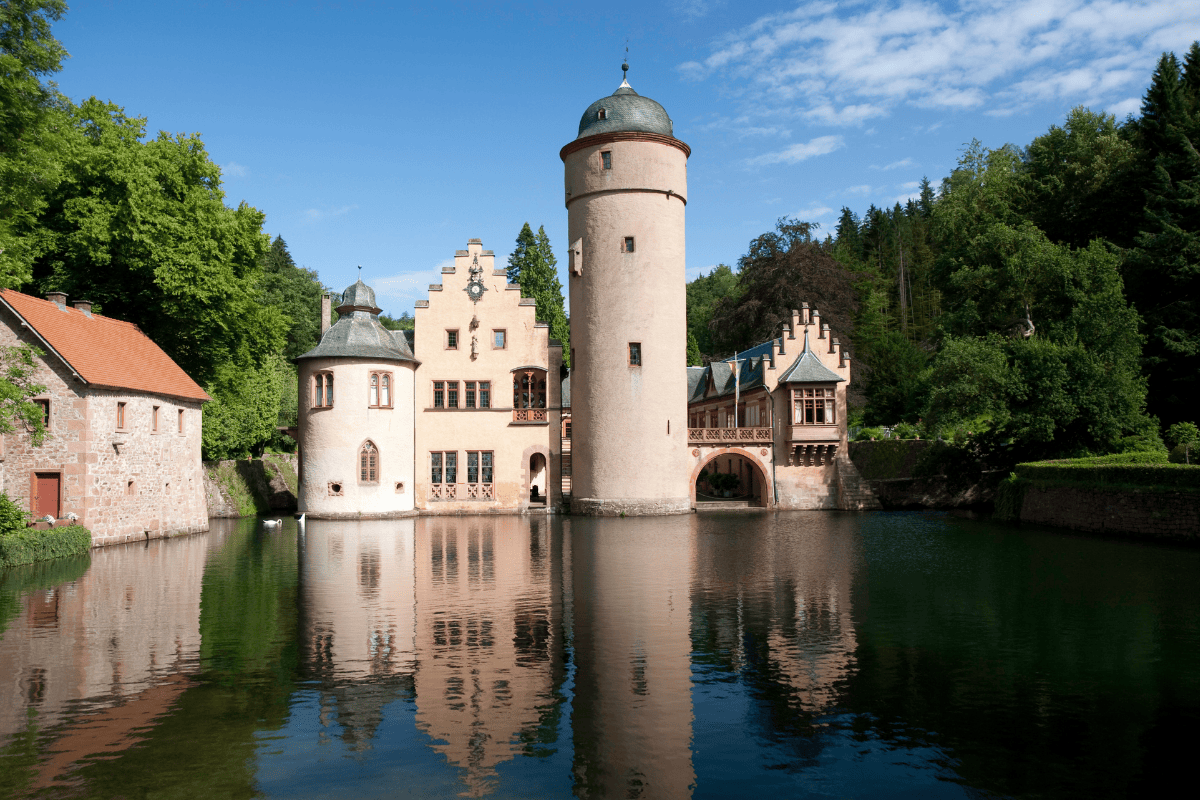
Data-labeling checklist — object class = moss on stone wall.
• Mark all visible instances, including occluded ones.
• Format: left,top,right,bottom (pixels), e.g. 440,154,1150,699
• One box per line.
205,457,298,518
0,525,92,569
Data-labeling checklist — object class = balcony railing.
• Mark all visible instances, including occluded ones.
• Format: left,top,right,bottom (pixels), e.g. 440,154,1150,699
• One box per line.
513,408,548,422
688,427,773,445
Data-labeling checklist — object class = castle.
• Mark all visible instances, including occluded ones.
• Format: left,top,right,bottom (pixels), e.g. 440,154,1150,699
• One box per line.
294,70,877,517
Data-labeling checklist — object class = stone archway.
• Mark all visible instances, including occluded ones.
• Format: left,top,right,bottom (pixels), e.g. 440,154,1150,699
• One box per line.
689,448,773,508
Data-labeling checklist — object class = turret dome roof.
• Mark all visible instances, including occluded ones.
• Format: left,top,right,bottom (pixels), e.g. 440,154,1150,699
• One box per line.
576,77,674,140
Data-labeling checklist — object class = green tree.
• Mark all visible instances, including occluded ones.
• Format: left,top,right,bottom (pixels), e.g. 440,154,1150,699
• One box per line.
260,235,324,360
378,311,414,330
861,331,928,426
685,263,739,359
201,355,288,460
0,343,45,446
686,330,701,366
508,222,570,366
1165,421,1199,464
0,0,69,288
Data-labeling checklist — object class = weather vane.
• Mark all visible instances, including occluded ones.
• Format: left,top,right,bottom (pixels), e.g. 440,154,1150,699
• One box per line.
623,40,629,79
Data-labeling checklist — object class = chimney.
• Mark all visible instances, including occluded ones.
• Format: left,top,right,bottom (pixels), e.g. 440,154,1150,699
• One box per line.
321,294,332,336
73,300,93,317
46,291,67,309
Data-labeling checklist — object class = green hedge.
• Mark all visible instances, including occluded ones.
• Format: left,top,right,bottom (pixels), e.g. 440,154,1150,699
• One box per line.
1040,451,1169,466
0,525,93,568
1013,461,1200,492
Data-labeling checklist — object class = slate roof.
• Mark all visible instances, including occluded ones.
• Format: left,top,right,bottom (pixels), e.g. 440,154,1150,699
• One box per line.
778,330,844,384
0,289,210,401
339,279,380,312
295,310,418,363
688,355,770,403
577,78,674,139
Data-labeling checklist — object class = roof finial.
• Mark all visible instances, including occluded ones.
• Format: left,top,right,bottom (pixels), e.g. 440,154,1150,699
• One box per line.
622,40,629,80
358,265,362,280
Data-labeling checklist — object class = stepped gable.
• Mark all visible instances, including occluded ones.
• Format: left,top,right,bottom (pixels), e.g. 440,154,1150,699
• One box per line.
0,289,209,401
777,330,844,384
295,279,418,363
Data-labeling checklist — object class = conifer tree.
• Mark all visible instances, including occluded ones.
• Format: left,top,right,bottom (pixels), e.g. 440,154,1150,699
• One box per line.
507,223,570,366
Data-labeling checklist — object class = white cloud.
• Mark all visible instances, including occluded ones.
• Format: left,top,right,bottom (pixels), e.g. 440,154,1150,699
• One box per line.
1107,95,1141,117
793,205,834,219
681,1,1200,126
872,157,916,171
843,184,873,196
223,161,247,178
747,135,844,166
898,180,921,190
303,205,357,223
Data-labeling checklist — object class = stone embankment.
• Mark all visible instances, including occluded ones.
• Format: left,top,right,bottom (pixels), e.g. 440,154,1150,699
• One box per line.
849,440,1000,509
1017,485,1197,541
204,454,298,518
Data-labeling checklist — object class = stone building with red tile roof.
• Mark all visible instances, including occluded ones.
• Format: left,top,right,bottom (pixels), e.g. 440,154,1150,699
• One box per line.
0,289,210,546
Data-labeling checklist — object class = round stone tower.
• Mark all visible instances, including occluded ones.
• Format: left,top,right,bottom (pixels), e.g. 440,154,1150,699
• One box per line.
561,67,691,515
295,279,419,518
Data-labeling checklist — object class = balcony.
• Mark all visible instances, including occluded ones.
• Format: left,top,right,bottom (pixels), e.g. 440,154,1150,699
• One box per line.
513,408,548,423
787,425,840,443
688,427,773,446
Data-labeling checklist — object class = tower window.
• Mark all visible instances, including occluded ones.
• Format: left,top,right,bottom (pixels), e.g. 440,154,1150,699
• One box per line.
313,373,334,408
359,440,378,483
601,151,612,170
623,236,635,253
598,108,607,120
629,343,642,366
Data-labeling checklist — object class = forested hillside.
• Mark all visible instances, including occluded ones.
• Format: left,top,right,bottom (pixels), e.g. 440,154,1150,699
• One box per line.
688,42,1200,465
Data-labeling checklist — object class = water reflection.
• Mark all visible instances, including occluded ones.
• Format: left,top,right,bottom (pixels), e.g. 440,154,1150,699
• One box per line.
0,512,1196,798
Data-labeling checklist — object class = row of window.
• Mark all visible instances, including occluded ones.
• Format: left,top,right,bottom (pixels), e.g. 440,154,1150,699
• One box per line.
32,399,187,434
688,387,837,428
431,451,494,484
447,329,506,350
434,381,491,409
312,371,393,409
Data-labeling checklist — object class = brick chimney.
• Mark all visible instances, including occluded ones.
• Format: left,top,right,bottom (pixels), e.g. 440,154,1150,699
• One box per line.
73,300,93,317
45,291,67,309
321,294,332,336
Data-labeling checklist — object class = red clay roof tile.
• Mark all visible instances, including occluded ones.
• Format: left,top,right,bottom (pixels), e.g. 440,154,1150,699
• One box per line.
1,290,210,402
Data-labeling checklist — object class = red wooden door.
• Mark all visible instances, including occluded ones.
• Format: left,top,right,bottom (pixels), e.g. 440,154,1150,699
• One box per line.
34,473,60,518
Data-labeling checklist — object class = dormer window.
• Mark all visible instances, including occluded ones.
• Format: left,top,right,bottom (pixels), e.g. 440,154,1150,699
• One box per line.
598,108,607,120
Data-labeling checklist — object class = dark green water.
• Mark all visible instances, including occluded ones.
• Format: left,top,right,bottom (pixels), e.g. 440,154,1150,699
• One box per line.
0,512,1196,798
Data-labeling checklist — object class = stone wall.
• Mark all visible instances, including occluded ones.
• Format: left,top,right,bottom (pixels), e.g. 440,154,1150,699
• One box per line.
1020,485,1198,542
204,455,298,518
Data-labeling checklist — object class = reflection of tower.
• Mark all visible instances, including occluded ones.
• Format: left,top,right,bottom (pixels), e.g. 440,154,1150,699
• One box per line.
568,516,696,797
299,519,417,748
562,65,691,515
412,516,565,797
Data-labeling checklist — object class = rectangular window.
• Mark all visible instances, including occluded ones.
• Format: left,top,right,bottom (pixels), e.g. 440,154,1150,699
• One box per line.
434,381,444,408
447,381,459,408
446,329,459,349
116,402,126,429
479,381,490,408
445,451,457,484
431,452,443,484
601,151,612,170
466,451,494,484
152,405,160,432
623,236,635,253
793,388,835,425
465,381,476,408
34,399,49,428
493,329,506,349
178,408,185,434
629,342,641,366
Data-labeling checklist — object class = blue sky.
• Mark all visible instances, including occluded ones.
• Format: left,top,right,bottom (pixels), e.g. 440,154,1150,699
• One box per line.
53,1,1200,318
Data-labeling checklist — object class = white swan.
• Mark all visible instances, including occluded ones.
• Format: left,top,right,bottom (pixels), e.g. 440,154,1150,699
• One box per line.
262,517,283,527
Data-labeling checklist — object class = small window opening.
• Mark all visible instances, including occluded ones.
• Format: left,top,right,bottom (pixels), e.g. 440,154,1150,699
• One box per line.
598,108,607,120
447,329,459,349
178,408,184,433
629,343,642,366
152,405,160,432
493,329,506,349
116,402,126,429
34,399,49,428
623,236,635,253
601,151,612,170
328,481,343,496
126,480,136,496
395,482,405,494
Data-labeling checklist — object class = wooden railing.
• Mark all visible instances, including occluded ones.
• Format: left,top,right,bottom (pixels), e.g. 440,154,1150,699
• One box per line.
688,427,773,445
513,408,548,422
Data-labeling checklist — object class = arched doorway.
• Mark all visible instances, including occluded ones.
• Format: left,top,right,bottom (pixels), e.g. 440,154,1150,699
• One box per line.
528,453,547,505
693,450,771,507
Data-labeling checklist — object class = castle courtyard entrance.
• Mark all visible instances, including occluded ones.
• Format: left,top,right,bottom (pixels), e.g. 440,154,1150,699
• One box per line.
693,450,771,508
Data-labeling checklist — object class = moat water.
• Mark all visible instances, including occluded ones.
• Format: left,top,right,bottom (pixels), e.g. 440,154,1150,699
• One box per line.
1,512,1197,798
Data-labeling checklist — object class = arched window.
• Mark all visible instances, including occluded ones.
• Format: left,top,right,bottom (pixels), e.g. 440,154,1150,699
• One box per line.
359,440,378,483
513,370,547,409
368,371,393,408
370,374,378,406
381,374,390,407
314,372,333,408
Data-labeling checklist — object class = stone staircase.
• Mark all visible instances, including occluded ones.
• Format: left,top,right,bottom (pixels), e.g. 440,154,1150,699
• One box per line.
836,451,882,510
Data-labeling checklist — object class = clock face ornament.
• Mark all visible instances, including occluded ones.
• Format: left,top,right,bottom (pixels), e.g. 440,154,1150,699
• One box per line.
465,254,488,303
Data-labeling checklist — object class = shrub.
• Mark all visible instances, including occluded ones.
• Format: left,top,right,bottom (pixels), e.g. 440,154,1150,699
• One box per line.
0,493,30,536
0,525,92,568
993,473,1031,521
1013,462,1200,492
855,426,884,442
893,422,920,440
